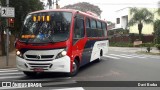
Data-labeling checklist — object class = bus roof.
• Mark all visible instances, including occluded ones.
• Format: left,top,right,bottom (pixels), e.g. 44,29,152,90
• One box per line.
29,9,107,23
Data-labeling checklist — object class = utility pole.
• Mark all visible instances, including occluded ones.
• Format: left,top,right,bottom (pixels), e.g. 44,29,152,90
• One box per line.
6,0,9,66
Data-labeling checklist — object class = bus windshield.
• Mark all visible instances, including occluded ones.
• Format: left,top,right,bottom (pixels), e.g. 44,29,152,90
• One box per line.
19,11,72,43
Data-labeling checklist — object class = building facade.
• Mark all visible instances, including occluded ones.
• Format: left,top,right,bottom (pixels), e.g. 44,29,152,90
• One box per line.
114,7,160,35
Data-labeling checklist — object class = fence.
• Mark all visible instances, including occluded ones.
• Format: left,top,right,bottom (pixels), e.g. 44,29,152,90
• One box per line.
109,34,154,43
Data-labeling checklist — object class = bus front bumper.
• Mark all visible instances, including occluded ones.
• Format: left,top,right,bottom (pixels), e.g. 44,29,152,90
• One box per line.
16,56,71,73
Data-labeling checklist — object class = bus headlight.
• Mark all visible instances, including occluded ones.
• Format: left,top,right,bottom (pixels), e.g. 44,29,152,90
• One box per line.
16,50,23,57
61,51,67,56
55,51,67,59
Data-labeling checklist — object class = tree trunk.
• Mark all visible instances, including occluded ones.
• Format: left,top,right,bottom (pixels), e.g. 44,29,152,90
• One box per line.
138,23,143,40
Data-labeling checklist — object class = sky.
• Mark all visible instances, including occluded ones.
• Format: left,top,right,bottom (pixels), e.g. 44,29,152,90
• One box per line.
43,0,160,22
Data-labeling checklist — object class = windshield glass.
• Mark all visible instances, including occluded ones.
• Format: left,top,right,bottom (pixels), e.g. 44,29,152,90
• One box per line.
19,11,72,43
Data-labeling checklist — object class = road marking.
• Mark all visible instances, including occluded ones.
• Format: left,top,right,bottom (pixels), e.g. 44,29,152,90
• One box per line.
0,69,18,73
0,72,23,76
0,75,24,79
109,54,132,58
103,55,120,59
0,68,17,71
54,87,84,90
120,54,146,58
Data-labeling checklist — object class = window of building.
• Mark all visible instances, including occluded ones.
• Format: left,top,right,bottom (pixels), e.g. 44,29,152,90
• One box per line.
116,18,120,24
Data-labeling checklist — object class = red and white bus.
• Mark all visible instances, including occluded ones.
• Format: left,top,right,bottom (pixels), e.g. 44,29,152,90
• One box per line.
15,9,109,77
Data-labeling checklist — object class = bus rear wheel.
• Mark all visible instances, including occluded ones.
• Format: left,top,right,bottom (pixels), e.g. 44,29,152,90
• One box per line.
67,60,79,77
23,71,37,77
96,50,103,62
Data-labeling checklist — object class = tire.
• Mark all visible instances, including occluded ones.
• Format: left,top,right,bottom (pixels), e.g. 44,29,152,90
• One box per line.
23,71,37,77
96,50,103,62
67,60,79,77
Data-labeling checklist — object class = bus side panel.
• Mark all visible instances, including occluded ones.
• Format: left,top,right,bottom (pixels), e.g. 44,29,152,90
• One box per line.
80,40,95,66
80,39,108,66
90,40,109,62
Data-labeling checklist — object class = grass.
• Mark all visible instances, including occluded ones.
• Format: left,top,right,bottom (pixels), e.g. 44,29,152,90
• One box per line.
136,51,160,55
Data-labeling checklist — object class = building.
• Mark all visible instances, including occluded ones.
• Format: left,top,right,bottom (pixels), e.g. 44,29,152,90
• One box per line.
114,7,160,35
115,7,129,30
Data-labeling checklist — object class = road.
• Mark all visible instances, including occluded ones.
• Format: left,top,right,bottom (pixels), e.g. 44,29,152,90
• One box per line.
0,48,160,90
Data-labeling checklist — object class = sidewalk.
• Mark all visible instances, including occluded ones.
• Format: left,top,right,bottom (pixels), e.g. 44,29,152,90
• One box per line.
0,50,16,69
109,47,160,53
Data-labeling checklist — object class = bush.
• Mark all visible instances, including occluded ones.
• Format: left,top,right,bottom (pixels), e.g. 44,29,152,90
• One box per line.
155,44,160,51
141,43,154,47
109,42,133,47
154,20,160,44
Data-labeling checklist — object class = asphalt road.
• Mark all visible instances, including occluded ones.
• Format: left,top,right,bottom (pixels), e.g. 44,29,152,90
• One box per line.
0,48,160,90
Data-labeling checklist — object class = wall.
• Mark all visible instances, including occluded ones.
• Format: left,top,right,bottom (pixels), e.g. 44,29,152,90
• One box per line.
129,8,160,34
109,35,154,43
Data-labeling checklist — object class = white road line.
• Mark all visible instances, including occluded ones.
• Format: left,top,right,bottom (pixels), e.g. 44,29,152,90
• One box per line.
0,75,24,79
0,72,23,76
0,70,18,73
0,68,17,71
54,87,84,90
120,54,146,58
103,55,120,59
109,54,132,58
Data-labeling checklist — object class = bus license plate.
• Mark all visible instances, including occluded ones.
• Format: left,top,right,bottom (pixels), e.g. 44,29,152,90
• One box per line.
33,68,44,72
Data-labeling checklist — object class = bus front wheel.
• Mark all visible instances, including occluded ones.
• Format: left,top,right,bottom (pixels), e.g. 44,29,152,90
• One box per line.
67,60,79,77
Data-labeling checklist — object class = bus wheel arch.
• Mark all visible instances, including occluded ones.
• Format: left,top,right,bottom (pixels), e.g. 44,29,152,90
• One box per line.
96,49,103,62
100,49,103,57
68,56,80,77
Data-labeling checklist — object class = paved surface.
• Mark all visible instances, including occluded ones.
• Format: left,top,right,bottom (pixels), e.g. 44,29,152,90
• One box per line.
0,47,160,89
0,50,16,69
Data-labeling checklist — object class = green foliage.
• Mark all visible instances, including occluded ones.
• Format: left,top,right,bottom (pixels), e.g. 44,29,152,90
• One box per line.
128,7,154,40
109,42,133,47
141,43,154,47
129,8,154,26
155,44,160,51
154,20,160,44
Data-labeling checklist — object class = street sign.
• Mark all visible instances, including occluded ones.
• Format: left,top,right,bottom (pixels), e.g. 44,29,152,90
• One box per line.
1,7,15,17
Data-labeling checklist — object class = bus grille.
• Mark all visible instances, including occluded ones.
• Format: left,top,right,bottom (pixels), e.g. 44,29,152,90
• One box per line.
25,55,54,61
28,63,52,69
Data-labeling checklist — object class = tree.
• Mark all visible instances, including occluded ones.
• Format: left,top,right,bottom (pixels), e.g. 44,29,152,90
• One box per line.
128,7,154,40
154,20,160,44
0,0,44,55
61,2,102,16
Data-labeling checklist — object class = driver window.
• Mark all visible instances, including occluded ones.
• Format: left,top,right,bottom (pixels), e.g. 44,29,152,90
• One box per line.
74,18,84,39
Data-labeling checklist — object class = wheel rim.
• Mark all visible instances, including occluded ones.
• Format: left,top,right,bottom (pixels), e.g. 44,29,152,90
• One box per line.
72,62,77,73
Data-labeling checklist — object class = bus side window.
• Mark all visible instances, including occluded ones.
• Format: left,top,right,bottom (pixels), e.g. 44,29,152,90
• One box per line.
73,18,85,39
102,22,107,37
86,18,91,37
91,19,97,37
